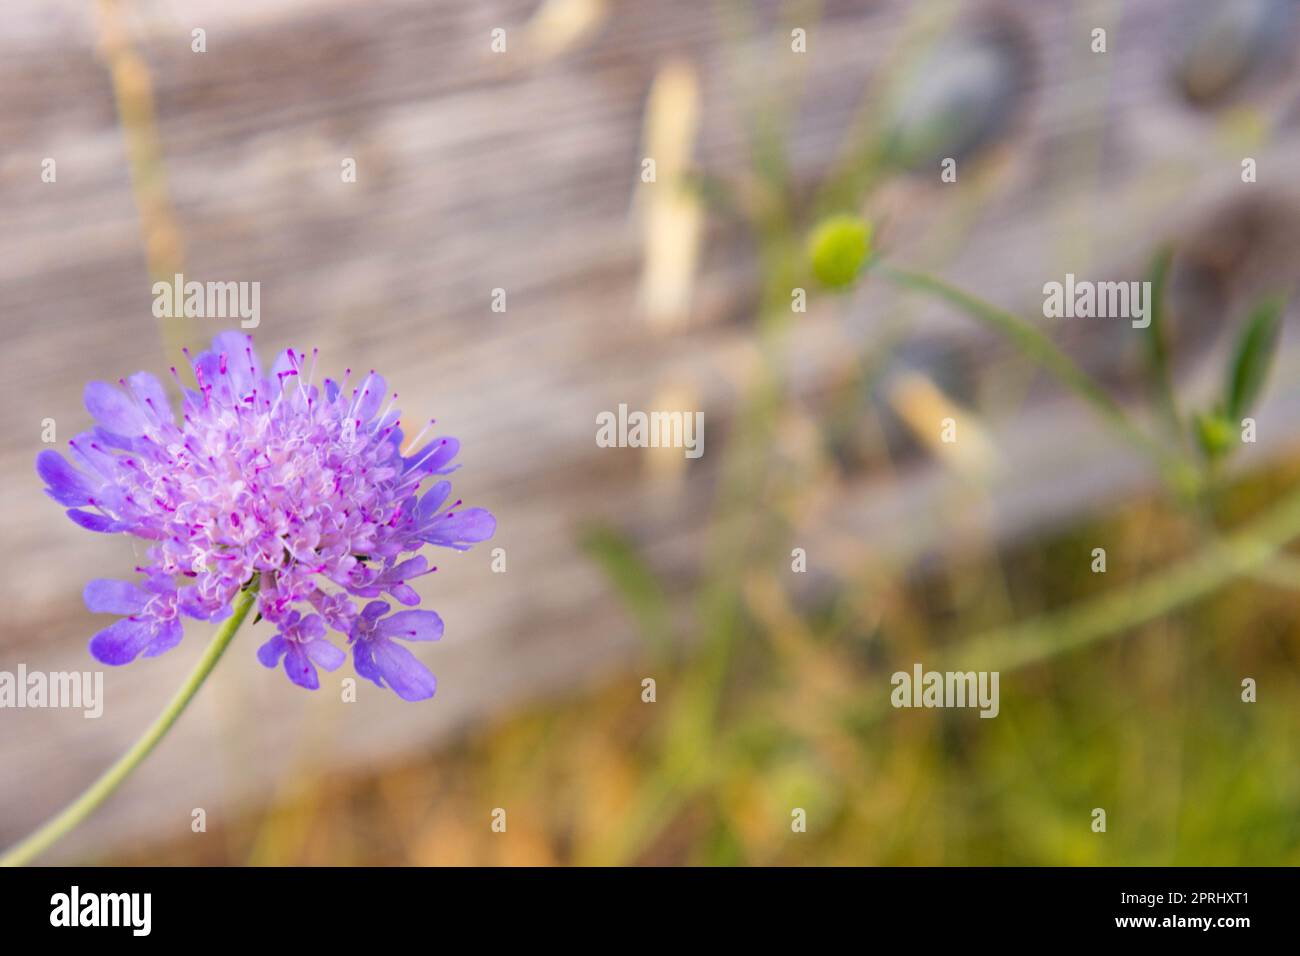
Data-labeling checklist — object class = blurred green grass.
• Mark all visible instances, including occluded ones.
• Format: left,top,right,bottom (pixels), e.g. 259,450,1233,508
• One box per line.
110,458,1300,866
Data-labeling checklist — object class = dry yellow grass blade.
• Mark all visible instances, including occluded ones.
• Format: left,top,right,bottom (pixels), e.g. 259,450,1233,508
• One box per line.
524,0,607,62
94,0,196,372
642,381,702,485
886,371,997,476
636,59,703,332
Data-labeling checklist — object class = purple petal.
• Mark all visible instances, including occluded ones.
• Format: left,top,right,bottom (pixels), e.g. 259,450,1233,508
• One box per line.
378,408,402,436
419,507,496,550
128,372,174,426
387,556,429,578
372,638,437,701
36,450,95,506
352,640,383,687
67,432,119,479
360,600,390,624
140,618,182,658
283,642,320,690
84,381,147,437
89,618,154,665
405,437,460,475
192,351,234,406
84,579,149,615
416,481,452,520
178,586,232,621
388,583,420,606
141,572,177,595
90,424,146,454
297,614,327,641
376,609,444,643
211,332,261,396
66,509,125,533
257,634,288,668
352,372,386,423
305,638,345,671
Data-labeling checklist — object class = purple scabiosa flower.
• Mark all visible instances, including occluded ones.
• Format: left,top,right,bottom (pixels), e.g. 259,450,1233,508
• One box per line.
36,331,495,701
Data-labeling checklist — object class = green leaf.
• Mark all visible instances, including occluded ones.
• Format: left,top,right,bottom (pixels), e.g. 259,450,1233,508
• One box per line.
1225,296,1285,422
579,523,672,658
1143,245,1176,419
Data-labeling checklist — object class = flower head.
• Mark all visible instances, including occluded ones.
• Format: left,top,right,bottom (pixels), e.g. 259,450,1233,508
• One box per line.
37,332,495,700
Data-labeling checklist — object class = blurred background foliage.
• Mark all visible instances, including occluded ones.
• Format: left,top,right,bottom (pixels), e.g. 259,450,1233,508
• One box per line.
34,0,1300,864
113,459,1300,865
113,464,1300,865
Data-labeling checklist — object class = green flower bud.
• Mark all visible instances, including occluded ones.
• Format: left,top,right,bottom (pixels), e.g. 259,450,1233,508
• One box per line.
807,215,872,290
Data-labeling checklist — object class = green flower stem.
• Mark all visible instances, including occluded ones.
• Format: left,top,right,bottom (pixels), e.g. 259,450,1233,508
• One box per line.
876,262,1190,481
0,586,258,867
